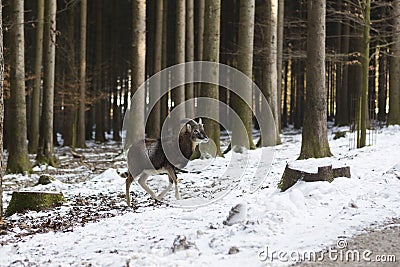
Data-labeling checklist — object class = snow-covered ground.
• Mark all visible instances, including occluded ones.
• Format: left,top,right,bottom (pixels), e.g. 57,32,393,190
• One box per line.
1,126,400,266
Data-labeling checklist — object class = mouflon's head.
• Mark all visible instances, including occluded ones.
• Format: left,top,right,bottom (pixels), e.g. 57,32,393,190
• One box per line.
184,118,209,144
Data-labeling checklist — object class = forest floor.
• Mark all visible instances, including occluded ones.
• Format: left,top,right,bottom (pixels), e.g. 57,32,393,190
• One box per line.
0,125,399,266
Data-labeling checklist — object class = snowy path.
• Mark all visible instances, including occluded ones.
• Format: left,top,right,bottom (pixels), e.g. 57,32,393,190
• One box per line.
1,126,400,266
298,218,400,266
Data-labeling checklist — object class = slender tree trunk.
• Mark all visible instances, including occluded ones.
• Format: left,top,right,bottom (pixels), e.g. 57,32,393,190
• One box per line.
185,0,195,118
378,50,387,122
263,0,281,144
282,60,288,127
130,0,146,143
3,99,8,151
77,0,87,147
201,0,221,155
368,47,376,122
173,0,186,121
112,90,121,141
63,6,77,147
330,63,334,119
111,4,121,142
254,67,262,130
37,0,57,166
86,108,94,140
357,0,370,148
232,0,255,149
277,0,284,132
94,0,105,142
294,61,304,129
7,0,31,173
348,24,363,126
160,0,168,130
147,0,163,138
29,0,44,153
299,0,332,159
53,76,61,148
195,0,205,98
335,0,344,126
388,0,400,125
0,0,4,218
146,0,156,80
338,9,350,126
289,60,296,125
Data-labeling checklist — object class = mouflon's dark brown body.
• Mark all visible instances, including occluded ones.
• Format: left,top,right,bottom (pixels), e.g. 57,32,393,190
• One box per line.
125,119,208,205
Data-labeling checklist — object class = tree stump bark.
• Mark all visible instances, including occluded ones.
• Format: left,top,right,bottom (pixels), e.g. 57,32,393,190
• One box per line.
278,160,351,192
6,191,65,216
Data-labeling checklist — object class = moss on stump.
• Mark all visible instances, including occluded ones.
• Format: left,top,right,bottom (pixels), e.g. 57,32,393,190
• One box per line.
6,191,65,216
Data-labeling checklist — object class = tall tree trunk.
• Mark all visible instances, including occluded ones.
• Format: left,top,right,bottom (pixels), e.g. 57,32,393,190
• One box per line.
173,0,186,121
337,7,350,126
37,0,57,166
63,5,77,148
348,24,363,126
282,60,288,127
289,60,296,125
29,0,44,153
76,0,87,147
111,4,121,142
263,0,281,144
112,90,121,141
185,0,194,118
388,0,400,125
3,99,8,151
368,47,376,122
94,0,105,142
0,0,4,218
378,50,387,122
7,0,31,173
335,0,344,126
201,0,221,155
277,0,284,132
147,0,163,138
146,0,156,80
130,0,146,143
329,63,334,119
86,108,94,140
294,61,304,129
299,0,332,159
194,0,205,98
357,0,370,148
232,0,255,149
160,0,168,130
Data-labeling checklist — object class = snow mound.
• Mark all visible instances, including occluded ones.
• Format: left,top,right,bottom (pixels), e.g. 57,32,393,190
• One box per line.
288,157,348,173
91,168,122,183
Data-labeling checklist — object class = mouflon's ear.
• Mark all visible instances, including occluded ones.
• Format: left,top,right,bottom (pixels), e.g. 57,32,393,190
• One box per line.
181,118,198,127
198,118,203,125
186,123,192,132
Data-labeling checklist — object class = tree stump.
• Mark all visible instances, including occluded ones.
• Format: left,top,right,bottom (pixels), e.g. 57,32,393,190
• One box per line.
6,191,65,216
278,159,351,192
37,174,55,185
